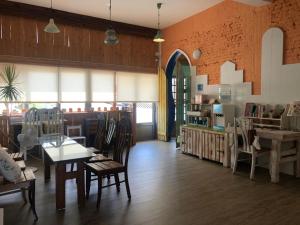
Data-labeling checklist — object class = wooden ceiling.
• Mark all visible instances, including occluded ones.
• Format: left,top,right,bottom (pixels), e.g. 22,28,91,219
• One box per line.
0,0,157,38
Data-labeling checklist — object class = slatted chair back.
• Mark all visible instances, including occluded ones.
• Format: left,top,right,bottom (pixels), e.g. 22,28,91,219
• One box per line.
22,107,39,134
105,118,116,145
234,117,254,153
93,118,106,152
38,108,64,146
113,118,132,167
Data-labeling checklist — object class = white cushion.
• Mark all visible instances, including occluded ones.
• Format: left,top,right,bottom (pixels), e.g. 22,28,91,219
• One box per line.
0,148,22,183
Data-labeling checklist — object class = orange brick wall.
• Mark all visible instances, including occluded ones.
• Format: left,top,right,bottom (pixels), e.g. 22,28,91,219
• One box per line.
162,0,300,95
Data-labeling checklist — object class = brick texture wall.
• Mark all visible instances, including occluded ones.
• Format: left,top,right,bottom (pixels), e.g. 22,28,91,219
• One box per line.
162,0,300,95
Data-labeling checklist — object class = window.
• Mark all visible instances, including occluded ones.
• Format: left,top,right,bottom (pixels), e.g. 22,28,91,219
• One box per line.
116,72,158,102
136,103,153,123
60,68,87,102
91,70,114,102
9,64,58,102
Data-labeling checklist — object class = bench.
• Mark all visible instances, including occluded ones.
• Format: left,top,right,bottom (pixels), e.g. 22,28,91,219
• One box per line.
0,161,38,221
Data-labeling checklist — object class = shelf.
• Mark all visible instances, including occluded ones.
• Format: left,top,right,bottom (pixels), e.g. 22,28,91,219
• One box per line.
253,123,281,128
245,116,281,121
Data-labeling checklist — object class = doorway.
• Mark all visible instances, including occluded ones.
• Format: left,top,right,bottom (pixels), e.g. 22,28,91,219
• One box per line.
166,50,191,142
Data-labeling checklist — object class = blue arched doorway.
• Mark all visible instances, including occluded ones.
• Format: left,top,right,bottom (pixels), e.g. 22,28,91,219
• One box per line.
165,50,191,142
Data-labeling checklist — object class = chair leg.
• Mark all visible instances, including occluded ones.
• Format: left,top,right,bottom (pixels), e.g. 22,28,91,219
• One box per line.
124,171,131,199
96,176,102,208
21,188,27,204
250,153,257,180
232,151,239,174
28,180,38,221
114,173,120,192
86,170,91,199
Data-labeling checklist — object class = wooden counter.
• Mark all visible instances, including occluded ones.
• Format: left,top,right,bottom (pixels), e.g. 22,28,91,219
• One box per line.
180,125,230,167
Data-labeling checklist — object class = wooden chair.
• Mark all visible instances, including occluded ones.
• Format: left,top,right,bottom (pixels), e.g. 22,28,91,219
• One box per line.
232,117,270,180
66,125,86,146
85,117,132,208
0,165,38,221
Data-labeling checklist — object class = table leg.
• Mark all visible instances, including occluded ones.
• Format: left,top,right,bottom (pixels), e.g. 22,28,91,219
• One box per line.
296,140,300,178
56,164,66,210
270,140,281,183
76,161,85,207
44,154,51,181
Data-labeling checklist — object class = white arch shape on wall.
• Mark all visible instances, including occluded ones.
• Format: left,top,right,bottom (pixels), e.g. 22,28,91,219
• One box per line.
165,49,192,67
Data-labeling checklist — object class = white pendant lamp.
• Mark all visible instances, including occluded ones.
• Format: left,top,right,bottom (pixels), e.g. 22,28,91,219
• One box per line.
44,0,60,33
104,0,119,45
153,3,165,43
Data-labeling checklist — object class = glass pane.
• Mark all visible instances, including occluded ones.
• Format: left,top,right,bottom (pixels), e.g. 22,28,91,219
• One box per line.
136,103,153,123
61,103,85,112
91,102,113,111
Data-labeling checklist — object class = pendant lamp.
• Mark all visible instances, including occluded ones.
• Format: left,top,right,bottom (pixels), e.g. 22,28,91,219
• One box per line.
44,0,60,33
153,3,165,43
104,0,119,45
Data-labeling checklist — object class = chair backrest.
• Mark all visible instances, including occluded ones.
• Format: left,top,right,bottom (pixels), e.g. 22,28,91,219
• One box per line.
234,117,254,153
105,118,116,145
93,118,106,152
66,125,82,137
113,118,132,167
37,108,64,146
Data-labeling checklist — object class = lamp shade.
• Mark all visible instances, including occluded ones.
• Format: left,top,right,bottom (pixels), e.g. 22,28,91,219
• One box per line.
287,101,300,117
44,18,60,33
153,30,165,43
104,28,119,45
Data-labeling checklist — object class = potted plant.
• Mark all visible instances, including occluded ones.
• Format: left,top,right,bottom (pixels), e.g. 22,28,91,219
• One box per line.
0,65,22,114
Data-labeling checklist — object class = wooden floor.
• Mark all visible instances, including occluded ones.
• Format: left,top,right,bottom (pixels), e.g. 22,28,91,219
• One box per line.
2,140,300,225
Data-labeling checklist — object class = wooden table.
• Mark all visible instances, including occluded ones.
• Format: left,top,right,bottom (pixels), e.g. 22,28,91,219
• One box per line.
43,138,94,210
255,128,300,183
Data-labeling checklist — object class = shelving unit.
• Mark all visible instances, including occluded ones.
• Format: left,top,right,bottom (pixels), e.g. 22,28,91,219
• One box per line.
186,104,212,128
244,103,289,129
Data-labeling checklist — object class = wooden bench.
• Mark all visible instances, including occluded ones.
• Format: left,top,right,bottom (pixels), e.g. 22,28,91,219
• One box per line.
0,162,38,221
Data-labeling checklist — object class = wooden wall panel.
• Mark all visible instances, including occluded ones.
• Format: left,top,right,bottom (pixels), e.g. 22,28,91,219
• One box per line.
0,14,157,73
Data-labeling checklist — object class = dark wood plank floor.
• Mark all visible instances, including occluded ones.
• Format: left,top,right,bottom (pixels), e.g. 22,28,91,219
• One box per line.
1,140,300,225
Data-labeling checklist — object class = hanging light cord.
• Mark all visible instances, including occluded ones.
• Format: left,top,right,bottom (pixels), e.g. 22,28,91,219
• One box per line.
157,3,162,30
109,0,112,27
51,0,53,9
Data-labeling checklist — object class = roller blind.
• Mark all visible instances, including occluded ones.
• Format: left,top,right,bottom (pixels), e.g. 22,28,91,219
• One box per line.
116,72,158,102
60,68,87,102
4,64,58,102
91,70,114,102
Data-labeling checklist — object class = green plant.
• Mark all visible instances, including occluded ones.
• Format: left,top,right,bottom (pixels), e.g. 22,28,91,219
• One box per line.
0,65,22,102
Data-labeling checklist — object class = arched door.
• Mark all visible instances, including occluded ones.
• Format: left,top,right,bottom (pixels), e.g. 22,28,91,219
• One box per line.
166,50,191,142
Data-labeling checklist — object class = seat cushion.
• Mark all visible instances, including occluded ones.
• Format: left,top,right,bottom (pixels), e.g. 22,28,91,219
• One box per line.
0,149,22,183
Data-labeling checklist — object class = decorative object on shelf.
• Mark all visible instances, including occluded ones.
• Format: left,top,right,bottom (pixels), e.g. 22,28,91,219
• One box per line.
153,3,165,43
244,102,289,129
104,0,119,45
0,65,22,115
192,49,202,59
44,0,60,33
287,101,300,131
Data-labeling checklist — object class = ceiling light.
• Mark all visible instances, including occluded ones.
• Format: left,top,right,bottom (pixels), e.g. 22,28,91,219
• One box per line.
104,0,119,45
44,0,60,33
153,3,165,43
